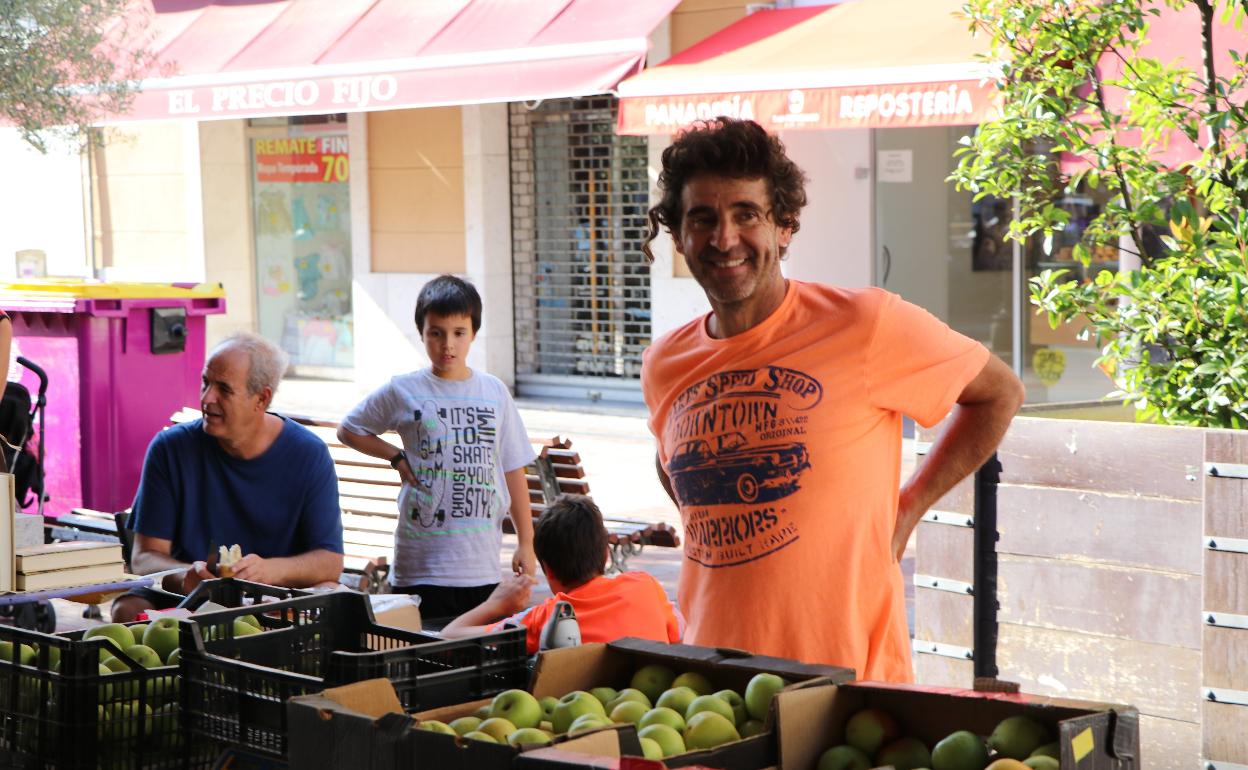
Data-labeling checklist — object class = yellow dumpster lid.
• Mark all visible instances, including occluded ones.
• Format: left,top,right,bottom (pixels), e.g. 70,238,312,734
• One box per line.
0,279,224,300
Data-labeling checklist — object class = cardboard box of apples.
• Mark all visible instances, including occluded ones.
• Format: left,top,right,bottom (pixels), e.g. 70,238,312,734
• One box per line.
286,636,854,770
771,681,1139,770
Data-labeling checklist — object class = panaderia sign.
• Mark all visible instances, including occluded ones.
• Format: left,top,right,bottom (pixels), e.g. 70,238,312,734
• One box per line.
617,79,998,135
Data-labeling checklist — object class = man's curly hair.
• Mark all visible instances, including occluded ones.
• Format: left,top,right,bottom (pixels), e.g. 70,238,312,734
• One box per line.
643,117,808,262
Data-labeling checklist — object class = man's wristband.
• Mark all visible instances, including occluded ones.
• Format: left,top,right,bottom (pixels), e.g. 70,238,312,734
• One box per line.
389,451,406,470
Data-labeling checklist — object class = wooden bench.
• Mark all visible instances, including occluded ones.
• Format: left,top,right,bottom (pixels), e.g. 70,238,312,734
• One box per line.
284,416,679,575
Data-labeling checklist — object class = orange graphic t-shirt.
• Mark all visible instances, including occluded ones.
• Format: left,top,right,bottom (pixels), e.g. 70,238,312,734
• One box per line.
641,281,989,682
490,572,682,655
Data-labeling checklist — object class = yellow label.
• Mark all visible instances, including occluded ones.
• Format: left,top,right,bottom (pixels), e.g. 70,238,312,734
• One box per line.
1071,726,1095,763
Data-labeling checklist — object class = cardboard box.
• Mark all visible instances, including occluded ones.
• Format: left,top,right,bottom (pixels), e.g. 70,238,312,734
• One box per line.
287,678,643,770
287,637,853,770
774,681,1139,770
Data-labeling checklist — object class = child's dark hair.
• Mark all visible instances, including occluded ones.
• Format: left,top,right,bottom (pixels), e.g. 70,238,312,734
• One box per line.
414,275,482,333
534,494,608,587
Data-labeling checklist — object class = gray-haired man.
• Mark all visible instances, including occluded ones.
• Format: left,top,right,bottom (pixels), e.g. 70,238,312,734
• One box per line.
112,332,343,622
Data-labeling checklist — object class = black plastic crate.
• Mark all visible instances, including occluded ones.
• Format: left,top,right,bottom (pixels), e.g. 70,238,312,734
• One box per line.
0,620,206,769
179,590,527,759
0,579,303,769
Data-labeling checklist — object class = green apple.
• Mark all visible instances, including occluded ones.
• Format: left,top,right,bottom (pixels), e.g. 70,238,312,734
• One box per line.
85,623,135,659
416,720,457,735
878,737,933,770
448,716,482,736
0,641,34,666
540,721,554,733
123,644,162,669
233,618,261,637
605,688,652,713
1030,742,1060,760
818,744,873,770
462,730,497,743
713,689,747,723
589,686,619,706
142,618,181,665
240,614,263,630
539,695,559,722
508,727,553,746
845,708,901,755
551,690,606,734
477,717,517,743
686,693,736,725
630,663,676,703
988,716,1049,760
42,645,60,670
740,718,766,737
684,710,740,750
638,736,663,760
151,702,181,748
489,688,543,729
638,706,685,733
1024,757,1059,770
610,700,648,725
473,703,493,720
638,723,685,757
671,671,715,695
743,673,787,721
655,686,698,717
166,648,182,667
103,700,153,741
145,673,177,704
932,730,989,770
568,713,613,734
128,624,149,646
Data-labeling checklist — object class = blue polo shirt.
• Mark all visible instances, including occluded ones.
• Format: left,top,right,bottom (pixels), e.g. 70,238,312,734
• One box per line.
131,417,343,564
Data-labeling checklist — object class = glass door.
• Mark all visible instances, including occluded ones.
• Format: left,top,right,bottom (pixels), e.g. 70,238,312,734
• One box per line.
873,126,1015,368
250,121,353,373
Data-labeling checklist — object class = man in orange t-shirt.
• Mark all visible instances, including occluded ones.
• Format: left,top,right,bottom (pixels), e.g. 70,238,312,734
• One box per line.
442,495,681,653
640,118,1025,682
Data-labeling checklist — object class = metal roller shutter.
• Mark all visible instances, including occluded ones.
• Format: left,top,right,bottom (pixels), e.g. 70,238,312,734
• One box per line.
510,97,651,403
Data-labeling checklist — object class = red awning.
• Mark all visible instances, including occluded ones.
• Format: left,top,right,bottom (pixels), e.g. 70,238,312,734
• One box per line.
103,0,679,123
616,0,998,135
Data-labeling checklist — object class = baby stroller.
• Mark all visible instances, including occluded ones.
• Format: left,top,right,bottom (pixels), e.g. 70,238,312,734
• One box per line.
0,356,48,517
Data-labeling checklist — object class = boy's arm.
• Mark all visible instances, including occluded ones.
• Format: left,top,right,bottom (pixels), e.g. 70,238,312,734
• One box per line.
505,467,537,576
337,426,417,486
441,573,535,639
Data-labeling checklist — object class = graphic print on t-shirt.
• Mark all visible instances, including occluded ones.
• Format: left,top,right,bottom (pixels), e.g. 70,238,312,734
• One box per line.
664,365,820,567
403,399,503,533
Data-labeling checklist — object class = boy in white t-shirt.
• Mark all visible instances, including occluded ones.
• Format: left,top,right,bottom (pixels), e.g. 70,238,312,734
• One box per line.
338,275,537,619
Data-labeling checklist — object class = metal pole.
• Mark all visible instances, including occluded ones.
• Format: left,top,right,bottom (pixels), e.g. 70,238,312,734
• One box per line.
972,452,1002,679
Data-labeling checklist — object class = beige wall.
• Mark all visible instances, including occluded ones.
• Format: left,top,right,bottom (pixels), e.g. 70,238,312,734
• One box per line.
90,123,192,279
662,0,751,278
368,107,466,273
669,0,749,59
198,120,255,348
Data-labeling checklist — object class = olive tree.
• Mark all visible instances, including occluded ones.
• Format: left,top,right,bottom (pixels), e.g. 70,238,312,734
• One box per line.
0,0,151,152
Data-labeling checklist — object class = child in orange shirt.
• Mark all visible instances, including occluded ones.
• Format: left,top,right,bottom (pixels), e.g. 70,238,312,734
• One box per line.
441,495,682,653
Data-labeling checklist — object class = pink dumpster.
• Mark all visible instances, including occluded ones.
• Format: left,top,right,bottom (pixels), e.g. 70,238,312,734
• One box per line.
1,281,226,517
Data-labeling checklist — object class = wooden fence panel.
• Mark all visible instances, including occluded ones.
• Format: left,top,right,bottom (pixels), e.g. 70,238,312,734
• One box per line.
913,653,974,690
915,522,975,584
998,417,1204,500
997,555,1201,649
996,624,1201,723
1202,430,1248,765
996,486,1202,574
